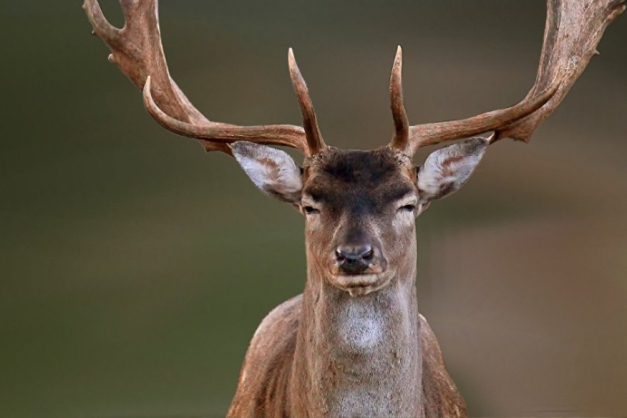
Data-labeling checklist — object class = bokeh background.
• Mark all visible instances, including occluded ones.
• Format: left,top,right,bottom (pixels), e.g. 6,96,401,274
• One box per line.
2,1,626,417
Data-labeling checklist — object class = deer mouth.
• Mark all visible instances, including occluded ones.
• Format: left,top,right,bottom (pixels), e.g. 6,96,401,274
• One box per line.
330,273,391,297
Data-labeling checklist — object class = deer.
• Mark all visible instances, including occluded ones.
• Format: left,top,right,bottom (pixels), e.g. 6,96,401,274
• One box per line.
84,1,624,417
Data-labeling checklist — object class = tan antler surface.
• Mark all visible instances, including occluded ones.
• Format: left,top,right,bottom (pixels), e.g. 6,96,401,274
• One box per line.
389,46,410,150
288,49,327,156
499,0,626,142
390,0,625,156
84,0,324,157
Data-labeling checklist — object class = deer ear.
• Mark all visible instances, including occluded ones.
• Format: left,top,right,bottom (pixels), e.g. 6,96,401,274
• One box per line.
230,141,303,204
416,137,488,204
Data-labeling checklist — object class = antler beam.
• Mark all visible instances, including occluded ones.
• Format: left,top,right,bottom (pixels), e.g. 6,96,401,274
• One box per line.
389,0,625,156
83,0,325,157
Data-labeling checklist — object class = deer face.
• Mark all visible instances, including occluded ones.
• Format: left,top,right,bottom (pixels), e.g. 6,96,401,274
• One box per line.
300,147,417,295
232,137,487,296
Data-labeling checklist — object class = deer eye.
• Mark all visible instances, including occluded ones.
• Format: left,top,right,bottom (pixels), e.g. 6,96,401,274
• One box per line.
303,206,320,215
398,204,416,213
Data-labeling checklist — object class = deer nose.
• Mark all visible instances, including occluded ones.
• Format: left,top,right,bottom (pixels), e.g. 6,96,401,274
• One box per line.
335,245,374,275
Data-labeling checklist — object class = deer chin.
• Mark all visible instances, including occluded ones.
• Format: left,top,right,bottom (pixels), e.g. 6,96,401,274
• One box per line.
329,273,392,297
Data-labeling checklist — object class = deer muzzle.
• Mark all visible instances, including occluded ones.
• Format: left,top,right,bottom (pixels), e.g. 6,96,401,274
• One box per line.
329,241,388,295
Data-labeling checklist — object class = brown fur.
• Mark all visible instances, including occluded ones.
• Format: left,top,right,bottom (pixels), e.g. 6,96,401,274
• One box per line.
228,296,466,418
228,147,467,418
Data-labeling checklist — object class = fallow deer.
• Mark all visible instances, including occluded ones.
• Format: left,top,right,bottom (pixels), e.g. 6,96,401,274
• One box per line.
84,1,625,416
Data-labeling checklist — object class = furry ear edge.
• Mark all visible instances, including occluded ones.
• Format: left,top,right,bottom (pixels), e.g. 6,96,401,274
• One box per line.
230,141,303,204
416,137,488,204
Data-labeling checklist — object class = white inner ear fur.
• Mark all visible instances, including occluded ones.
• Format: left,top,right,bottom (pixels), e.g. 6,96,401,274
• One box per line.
230,141,303,203
417,137,487,203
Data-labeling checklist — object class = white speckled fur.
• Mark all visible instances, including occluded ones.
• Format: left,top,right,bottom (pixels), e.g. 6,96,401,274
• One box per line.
231,141,303,203
418,138,487,203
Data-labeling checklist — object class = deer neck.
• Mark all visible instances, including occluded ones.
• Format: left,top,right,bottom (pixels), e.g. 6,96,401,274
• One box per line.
290,252,422,417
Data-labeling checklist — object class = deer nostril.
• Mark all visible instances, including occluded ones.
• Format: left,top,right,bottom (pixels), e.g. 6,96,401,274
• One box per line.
336,245,374,263
334,245,379,275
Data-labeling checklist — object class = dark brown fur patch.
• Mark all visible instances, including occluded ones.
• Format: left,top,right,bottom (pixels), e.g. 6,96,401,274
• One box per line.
303,147,415,215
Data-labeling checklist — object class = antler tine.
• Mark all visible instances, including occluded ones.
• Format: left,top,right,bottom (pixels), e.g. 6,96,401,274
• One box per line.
84,0,311,156
393,0,625,156
389,46,410,151
288,49,326,156
84,0,121,43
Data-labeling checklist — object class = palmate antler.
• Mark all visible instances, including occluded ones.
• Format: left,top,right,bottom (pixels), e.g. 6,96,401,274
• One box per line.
85,0,624,159
389,0,626,156
83,0,326,157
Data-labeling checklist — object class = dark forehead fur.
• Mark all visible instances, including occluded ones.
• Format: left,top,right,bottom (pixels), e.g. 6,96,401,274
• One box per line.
303,147,416,207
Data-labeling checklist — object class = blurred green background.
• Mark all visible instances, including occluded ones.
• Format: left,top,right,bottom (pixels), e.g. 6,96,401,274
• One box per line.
1,1,626,417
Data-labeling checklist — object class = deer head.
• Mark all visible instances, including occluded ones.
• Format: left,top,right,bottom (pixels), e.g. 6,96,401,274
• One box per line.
227,48,497,296
84,1,625,416
83,0,625,297
231,134,489,296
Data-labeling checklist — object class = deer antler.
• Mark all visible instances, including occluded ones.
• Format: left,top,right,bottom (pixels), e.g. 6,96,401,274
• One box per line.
499,0,626,142
83,0,325,157
86,0,623,158
389,0,625,156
